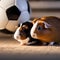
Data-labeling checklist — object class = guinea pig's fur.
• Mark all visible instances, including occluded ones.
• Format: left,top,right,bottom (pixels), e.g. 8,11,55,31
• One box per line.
31,16,60,45
31,18,41,24
14,21,42,45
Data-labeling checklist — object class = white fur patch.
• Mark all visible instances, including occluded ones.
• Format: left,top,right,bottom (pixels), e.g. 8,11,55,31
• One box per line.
14,23,22,40
43,21,51,28
30,21,38,38
14,27,20,40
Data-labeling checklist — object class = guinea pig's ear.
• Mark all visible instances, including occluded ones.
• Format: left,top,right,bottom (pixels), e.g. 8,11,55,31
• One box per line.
18,23,22,27
43,22,51,28
20,23,22,27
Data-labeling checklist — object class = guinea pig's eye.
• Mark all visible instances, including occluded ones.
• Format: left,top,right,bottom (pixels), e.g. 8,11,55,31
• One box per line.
37,26,42,31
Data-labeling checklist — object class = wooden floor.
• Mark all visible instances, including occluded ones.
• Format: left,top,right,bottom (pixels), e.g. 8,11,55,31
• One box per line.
0,33,60,60
0,0,60,60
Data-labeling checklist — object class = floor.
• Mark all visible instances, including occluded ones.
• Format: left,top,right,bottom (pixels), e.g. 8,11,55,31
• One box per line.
0,33,60,60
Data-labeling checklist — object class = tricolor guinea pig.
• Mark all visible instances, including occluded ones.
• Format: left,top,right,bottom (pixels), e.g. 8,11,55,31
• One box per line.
14,21,33,45
30,16,60,45
14,21,42,45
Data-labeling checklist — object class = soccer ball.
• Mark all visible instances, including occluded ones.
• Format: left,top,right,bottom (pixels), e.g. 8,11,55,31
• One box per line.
0,0,31,34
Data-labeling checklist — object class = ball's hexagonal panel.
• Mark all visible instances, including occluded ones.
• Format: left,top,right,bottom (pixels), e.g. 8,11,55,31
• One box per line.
18,11,30,23
6,6,21,20
6,21,18,32
16,0,28,11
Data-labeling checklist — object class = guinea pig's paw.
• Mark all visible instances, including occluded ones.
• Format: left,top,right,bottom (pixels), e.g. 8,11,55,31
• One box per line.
42,42,49,46
27,41,41,46
20,38,29,46
16,39,26,45
49,42,59,46
48,42,55,46
27,41,36,45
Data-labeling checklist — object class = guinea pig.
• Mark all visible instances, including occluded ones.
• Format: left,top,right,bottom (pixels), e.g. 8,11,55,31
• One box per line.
30,16,60,45
14,21,42,45
14,21,32,45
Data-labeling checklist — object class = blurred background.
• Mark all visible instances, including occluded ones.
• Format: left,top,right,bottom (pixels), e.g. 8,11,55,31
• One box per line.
29,0,60,19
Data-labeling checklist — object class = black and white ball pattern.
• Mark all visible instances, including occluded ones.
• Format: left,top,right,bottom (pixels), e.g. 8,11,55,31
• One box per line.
0,0,31,34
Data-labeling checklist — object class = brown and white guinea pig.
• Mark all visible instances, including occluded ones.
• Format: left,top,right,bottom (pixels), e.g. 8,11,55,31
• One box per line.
30,16,60,45
14,21,42,45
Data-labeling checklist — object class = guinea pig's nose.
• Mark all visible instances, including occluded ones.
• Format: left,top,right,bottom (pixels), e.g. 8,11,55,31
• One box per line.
32,33,37,38
19,30,25,36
